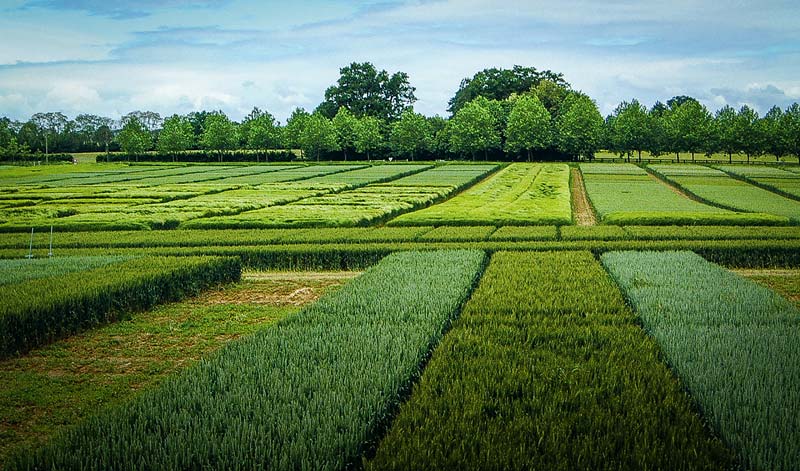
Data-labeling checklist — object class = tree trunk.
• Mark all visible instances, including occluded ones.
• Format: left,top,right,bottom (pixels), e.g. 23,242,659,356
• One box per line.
637,149,642,163
527,148,531,162
729,152,732,164
691,151,695,163
676,151,680,163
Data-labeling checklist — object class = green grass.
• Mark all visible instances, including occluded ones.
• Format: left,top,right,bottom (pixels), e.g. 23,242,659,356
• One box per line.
560,225,627,240
367,251,731,470
0,272,353,466
389,163,572,226
0,256,241,357
738,269,800,307
580,163,779,225
649,164,800,222
8,250,486,470
623,225,800,240
602,251,800,470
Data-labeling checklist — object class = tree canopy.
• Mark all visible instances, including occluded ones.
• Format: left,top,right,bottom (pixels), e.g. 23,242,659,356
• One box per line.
316,62,416,122
505,94,551,161
448,65,569,115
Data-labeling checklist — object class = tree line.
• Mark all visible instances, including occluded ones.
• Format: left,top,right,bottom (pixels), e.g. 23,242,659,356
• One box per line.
1,63,798,163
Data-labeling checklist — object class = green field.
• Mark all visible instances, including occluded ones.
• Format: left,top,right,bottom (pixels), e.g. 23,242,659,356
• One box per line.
580,163,779,225
2,160,800,469
389,163,572,226
649,164,800,223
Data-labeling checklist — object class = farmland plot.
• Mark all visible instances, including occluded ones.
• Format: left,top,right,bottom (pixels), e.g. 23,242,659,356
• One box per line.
715,164,800,199
603,251,800,470
368,251,731,470
649,164,800,222
9,250,485,470
187,164,494,229
388,163,572,226
580,163,777,225
0,256,241,357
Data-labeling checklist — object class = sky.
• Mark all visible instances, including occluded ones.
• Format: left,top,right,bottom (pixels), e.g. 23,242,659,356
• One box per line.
0,0,798,123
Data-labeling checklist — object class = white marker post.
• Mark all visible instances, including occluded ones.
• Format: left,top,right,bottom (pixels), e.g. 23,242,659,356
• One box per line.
48,225,54,258
26,228,34,259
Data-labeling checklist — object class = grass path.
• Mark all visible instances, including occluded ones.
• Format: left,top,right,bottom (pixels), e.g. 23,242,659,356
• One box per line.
570,168,596,226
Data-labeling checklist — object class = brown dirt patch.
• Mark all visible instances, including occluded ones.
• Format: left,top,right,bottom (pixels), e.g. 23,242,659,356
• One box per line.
731,269,799,277
202,271,362,306
571,168,596,226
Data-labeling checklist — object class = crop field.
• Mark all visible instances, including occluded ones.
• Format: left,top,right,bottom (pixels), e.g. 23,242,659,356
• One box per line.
2,160,800,469
649,164,800,223
388,163,572,226
603,252,800,470
368,251,731,469
715,164,800,199
8,250,485,470
579,163,779,225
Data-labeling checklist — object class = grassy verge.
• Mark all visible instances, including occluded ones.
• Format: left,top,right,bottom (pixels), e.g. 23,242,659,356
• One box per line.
602,251,800,470
0,271,355,467
367,251,731,470
8,250,485,470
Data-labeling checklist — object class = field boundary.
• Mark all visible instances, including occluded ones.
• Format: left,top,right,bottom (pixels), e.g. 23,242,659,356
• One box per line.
713,166,800,203
570,167,596,226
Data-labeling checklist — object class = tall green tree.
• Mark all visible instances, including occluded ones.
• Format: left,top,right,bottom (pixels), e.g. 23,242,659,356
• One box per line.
30,111,68,158
665,100,712,162
332,107,359,161
448,65,569,114
713,105,738,163
354,115,384,161
201,112,237,162
555,93,604,160
284,107,310,157
611,99,651,162
247,111,280,162
157,115,193,158
300,113,338,162
505,94,551,161
390,109,431,161
317,62,416,121
448,99,501,161
734,105,763,163
761,106,786,161
782,103,800,162
532,79,570,119
117,116,151,159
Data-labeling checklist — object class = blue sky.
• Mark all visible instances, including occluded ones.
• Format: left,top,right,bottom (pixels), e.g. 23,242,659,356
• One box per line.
0,0,798,123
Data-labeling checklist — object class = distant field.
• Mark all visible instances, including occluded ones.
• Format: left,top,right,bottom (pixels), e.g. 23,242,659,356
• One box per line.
389,163,572,226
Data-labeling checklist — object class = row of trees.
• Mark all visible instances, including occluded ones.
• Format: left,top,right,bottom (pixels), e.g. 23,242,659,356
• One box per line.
605,97,800,163
2,63,799,162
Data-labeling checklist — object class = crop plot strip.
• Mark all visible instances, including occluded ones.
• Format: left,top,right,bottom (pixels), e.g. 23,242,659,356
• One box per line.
388,163,572,226
579,163,777,225
649,164,800,222
0,256,241,357
9,250,485,470
714,164,800,200
367,251,731,470
602,251,800,470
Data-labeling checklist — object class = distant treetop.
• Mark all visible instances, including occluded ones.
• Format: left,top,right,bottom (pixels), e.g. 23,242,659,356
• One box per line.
448,65,570,115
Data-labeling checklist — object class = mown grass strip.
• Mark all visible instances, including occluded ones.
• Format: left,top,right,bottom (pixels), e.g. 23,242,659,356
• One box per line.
0,256,241,358
8,250,485,470
602,251,800,470
367,251,732,470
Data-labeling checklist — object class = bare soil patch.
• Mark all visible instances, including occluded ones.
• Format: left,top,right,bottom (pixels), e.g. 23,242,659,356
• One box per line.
571,168,596,226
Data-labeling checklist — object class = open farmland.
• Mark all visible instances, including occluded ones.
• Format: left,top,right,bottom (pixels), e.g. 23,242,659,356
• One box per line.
649,164,800,223
368,251,731,470
603,251,800,470
714,165,800,199
388,163,572,226
579,163,779,225
2,160,800,470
